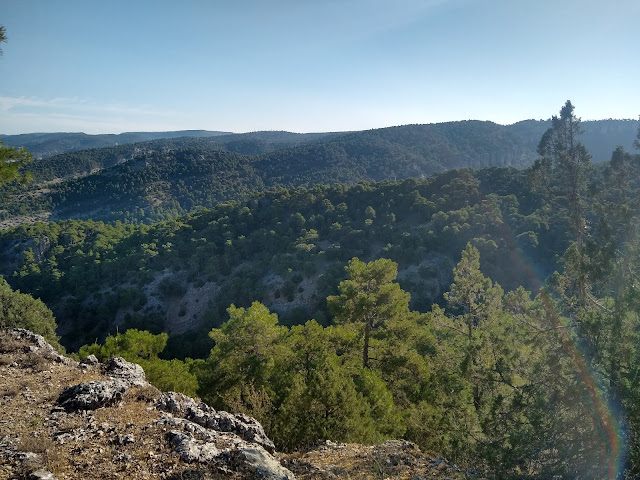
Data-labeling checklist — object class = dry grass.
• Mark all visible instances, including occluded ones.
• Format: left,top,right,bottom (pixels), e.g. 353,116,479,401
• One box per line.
0,383,20,398
282,441,477,480
0,334,22,354
17,434,64,474
130,383,162,403
0,334,241,480
0,355,14,366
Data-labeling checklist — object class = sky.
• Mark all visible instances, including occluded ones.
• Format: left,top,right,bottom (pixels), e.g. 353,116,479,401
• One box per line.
1,0,639,134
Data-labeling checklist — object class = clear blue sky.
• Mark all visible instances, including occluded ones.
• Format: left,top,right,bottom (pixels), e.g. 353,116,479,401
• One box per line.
1,0,639,134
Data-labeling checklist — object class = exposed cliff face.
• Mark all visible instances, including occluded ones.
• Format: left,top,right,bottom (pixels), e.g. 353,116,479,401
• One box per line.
0,329,482,480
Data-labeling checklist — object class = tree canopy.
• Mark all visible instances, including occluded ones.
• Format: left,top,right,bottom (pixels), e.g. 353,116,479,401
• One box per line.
0,139,33,185
0,278,62,351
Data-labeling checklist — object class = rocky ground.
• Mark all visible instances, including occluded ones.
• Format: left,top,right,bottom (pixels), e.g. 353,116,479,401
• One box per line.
0,328,481,480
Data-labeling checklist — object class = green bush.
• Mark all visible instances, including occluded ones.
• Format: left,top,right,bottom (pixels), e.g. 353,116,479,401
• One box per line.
0,278,63,352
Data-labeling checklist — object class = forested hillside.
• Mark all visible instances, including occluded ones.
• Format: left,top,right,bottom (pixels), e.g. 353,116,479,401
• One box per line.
0,166,555,350
3,103,640,478
0,130,230,158
1,119,636,228
3,119,635,163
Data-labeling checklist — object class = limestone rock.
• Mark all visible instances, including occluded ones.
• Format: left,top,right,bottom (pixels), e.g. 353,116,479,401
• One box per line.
166,430,219,463
56,380,127,411
225,446,295,480
157,392,275,452
81,354,99,365
116,433,135,445
29,470,58,480
8,328,75,366
156,391,196,415
9,329,50,350
102,357,146,386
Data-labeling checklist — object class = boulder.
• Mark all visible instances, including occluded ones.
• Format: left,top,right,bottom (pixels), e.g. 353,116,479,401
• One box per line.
29,470,57,480
166,430,219,463
56,380,127,411
80,354,99,365
102,357,146,386
225,447,295,480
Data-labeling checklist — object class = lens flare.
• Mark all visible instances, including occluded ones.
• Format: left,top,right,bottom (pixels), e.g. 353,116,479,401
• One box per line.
489,214,625,478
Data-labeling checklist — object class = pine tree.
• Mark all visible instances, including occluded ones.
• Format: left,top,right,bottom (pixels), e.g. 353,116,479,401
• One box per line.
327,258,410,369
441,243,503,413
0,278,62,351
533,101,592,302
0,139,33,185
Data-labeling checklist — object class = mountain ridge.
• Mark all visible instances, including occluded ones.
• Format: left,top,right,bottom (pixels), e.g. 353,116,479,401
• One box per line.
2,118,636,160
1,118,636,229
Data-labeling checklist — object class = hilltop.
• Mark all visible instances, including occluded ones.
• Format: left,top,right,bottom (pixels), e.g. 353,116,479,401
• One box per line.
2,119,636,163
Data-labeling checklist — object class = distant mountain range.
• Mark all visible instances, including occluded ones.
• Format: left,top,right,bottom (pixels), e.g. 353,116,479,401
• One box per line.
2,119,636,162
0,130,230,158
0,119,637,227
0,130,345,159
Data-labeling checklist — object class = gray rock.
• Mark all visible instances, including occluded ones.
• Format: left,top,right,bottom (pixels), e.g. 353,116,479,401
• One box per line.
226,446,295,480
29,470,57,480
116,433,135,445
215,411,275,453
15,451,42,468
80,354,99,365
156,391,196,414
157,392,275,452
8,328,75,366
114,452,132,463
167,430,219,463
10,329,49,349
328,464,348,476
56,380,127,411
155,415,220,443
102,357,146,386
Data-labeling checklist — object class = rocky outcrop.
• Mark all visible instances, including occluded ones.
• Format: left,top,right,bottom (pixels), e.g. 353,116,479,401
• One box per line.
166,430,220,463
157,391,276,452
56,355,147,411
7,328,74,366
57,379,128,411
1,328,295,480
155,391,292,479
225,446,295,480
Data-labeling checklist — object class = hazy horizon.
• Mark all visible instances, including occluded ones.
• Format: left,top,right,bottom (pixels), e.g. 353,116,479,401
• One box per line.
3,117,640,138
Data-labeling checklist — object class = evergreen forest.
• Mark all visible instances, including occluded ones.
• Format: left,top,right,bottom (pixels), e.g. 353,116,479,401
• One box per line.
2,102,640,478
